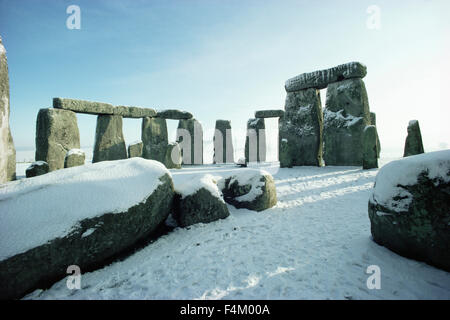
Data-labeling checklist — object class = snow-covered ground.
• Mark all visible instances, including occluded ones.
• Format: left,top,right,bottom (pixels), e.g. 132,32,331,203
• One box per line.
22,162,450,300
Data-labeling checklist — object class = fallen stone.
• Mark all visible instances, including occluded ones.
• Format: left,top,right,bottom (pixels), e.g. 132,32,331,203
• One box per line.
53,98,114,115
157,109,193,120
35,108,81,171
93,115,127,163
245,118,266,163
279,88,323,167
368,150,450,271
323,78,371,166
403,120,424,157
164,142,182,169
114,106,157,118
64,149,85,168
128,141,143,158
254,110,285,118
362,125,378,169
25,161,49,178
173,174,229,227
0,158,174,300
219,169,277,211
0,36,16,183
142,117,168,164
176,119,203,165
285,62,367,92
214,120,234,164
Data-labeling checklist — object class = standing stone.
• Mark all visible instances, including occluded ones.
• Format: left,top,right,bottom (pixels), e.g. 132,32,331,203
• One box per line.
142,117,168,164
362,125,378,169
370,112,381,158
176,118,203,165
93,115,127,163
323,78,371,166
164,142,182,169
279,88,323,167
403,120,424,157
128,141,143,158
0,36,16,183
213,120,234,164
25,161,49,178
35,108,80,171
245,118,266,163
64,149,85,168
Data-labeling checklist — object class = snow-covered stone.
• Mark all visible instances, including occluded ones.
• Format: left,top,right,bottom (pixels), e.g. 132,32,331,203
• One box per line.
25,161,49,178
173,174,229,227
64,148,85,168
279,88,323,167
35,108,81,171
93,115,127,163
0,158,174,299
0,36,16,183
368,150,450,271
403,120,424,157
285,62,367,92
220,169,277,211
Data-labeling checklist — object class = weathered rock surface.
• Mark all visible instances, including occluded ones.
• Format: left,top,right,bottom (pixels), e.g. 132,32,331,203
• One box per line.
370,112,381,158
279,88,323,167
213,120,234,164
93,115,127,163
142,117,168,163
157,109,193,120
173,174,229,227
362,125,378,169
285,62,367,92
368,150,450,271
254,110,285,118
403,120,424,157
64,149,85,168
176,119,203,165
323,78,371,166
245,118,266,163
25,161,49,178
220,169,277,211
53,98,114,115
0,158,175,300
128,141,143,158
114,106,156,118
0,36,16,183
35,108,81,171
164,142,182,169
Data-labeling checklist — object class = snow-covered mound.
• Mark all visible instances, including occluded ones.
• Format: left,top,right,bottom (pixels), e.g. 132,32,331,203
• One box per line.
372,150,450,212
0,158,169,261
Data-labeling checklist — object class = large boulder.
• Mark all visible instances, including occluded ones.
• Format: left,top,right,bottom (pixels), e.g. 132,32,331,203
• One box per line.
403,120,424,157
279,88,323,167
213,120,234,164
35,108,81,171
323,78,371,166
25,161,49,178
93,115,127,163
64,149,85,168
176,118,203,165
362,125,378,169
113,106,156,118
173,174,229,227
0,158,174,299
219,169,277,211
164,142,182,169
245,118,266,163
0,36,16,183
142,117,168,164
128,141,143,158
53,98,114,115
254,110,285,118
157,109,192,120
368,150,450,271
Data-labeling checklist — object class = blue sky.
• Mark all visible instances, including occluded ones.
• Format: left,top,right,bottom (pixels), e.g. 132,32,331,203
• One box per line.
1,0,449,161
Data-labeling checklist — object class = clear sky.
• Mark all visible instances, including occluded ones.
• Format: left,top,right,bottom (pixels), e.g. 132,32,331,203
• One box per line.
1,0,449,161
